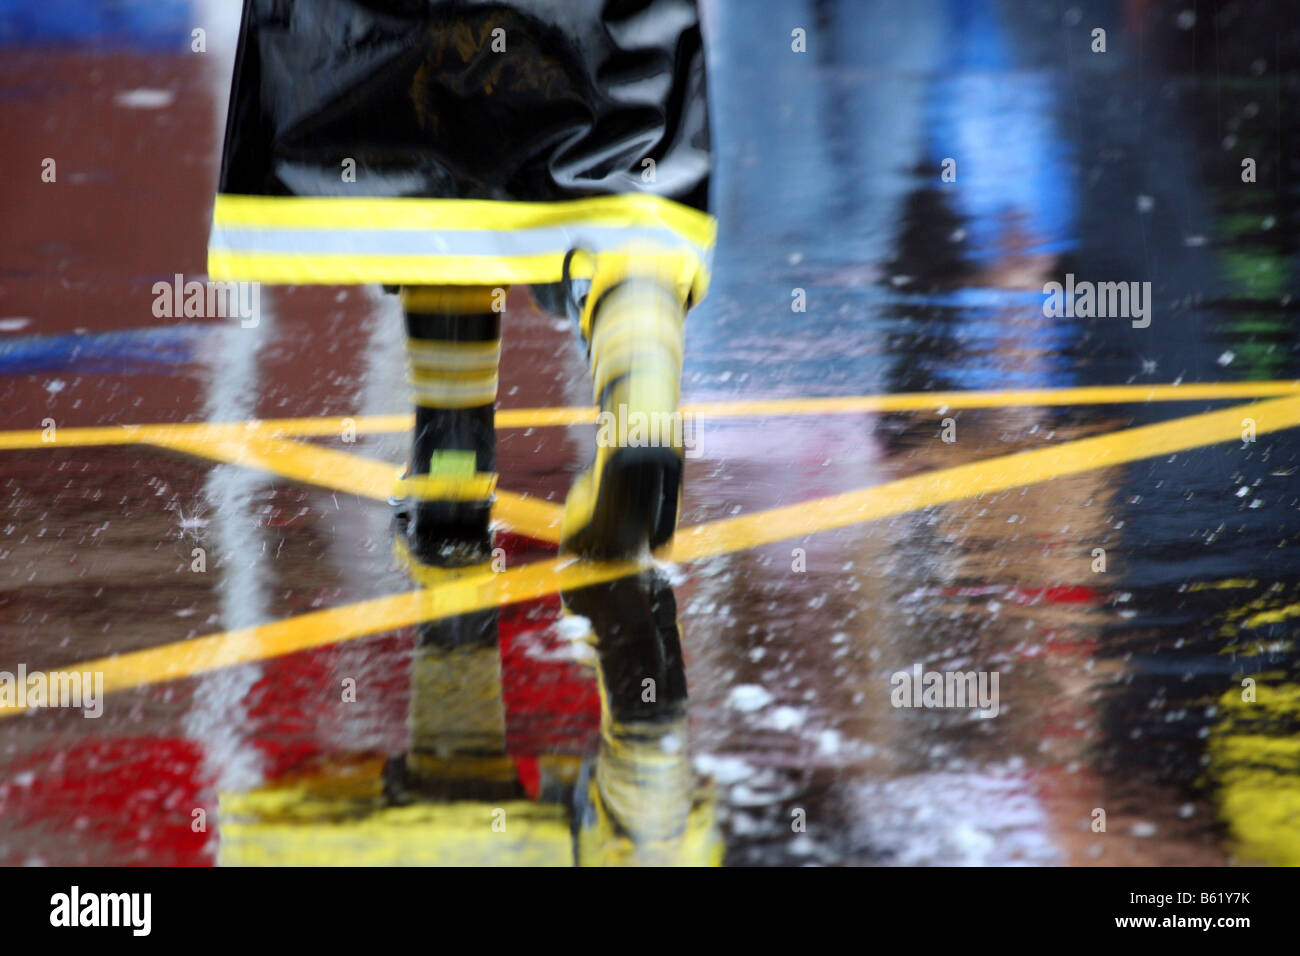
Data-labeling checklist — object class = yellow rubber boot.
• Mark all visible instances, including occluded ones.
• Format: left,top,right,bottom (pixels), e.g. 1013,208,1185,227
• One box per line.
560,256,689,559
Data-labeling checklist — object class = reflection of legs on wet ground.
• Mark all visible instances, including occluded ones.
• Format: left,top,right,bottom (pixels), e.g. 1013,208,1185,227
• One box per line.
398,593,513,802
563,570,720,864
392,286,501,566
382,279,720,858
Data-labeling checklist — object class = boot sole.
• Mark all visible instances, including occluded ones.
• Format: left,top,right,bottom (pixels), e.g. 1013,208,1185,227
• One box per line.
391,498,493,565
564,447,682,559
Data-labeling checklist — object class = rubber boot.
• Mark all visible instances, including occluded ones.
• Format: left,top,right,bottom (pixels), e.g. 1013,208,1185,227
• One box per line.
560,257,689,559
392,285,502,566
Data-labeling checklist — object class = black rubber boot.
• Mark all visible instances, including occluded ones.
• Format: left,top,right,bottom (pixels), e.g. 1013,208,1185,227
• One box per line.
392,286,503,566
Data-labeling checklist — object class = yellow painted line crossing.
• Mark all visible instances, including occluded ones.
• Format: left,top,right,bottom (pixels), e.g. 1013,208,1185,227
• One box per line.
142,431,563,543
5,392,1298,717
666,393,1300,561
1,381,1296,449
143,430,393,499
678,381,1300,420
488,492,563,542
2,555,638,706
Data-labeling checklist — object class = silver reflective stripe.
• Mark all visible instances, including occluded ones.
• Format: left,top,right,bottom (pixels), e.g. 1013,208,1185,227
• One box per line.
409,373,499,408
407,340,501,374
209,224,710,265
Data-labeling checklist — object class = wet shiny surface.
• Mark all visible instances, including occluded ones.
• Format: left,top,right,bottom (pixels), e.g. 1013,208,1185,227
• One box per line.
2,0,1300,865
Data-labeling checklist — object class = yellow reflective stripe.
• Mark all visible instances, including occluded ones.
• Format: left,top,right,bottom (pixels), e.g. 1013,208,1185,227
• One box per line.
591,329,683,380
409,357,500,376
409,370,498,385
593,352,680,398
589,285,684,394
209,250,568,286
210,248,710,303
402,285,504,313
394,471,498,502
212,193,716,249
579,247,696,337
406,339,501,374
591,314,683,362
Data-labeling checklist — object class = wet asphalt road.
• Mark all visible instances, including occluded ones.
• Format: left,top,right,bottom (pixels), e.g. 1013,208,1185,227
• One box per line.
1,0,1299,865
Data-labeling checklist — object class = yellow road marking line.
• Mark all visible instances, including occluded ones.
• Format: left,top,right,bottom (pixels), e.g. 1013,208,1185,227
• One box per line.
490,492,562,542
142,432,562,543
143,430,393,500
2,382,1296,450
0,419,405,452
678,381,1300,419
1,555,639,707
4,394,1297,717
665,393,1300,561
